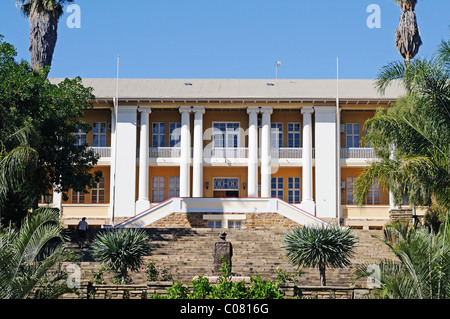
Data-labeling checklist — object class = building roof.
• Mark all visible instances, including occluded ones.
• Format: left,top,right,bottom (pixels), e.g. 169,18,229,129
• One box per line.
49,78,405,103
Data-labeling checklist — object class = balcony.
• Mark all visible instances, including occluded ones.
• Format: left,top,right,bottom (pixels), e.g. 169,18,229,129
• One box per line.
90,147,111,158
340,148,376,159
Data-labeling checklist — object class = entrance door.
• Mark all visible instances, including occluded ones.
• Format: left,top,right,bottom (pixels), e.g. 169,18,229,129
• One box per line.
212,178,239,198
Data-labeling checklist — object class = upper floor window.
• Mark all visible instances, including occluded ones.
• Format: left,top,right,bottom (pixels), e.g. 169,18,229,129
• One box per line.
153,123,166,147
287,123,301,148
74,128,87,146
93,122,107,147
346,123,360,148
271,123,283,149
169,122,181,147
212,122,240,148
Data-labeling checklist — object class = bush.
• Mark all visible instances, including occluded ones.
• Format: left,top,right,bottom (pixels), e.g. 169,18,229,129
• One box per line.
159,262,284,299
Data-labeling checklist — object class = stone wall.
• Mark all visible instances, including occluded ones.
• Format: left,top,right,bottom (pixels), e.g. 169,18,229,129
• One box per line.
147,212,301,229
61,281,374,299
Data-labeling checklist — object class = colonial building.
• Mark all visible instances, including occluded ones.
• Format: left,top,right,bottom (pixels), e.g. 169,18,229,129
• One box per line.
48,78,407,230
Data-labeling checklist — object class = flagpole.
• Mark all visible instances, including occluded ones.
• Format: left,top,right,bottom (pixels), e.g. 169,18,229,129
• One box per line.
111,55,119,227
336,56,342,225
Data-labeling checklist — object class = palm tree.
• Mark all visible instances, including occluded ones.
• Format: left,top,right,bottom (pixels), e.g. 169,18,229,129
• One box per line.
91,228,151,284
354,41,450,213
282,224,357,286
16,0,74,70
353,219,450,299
394,0,422,63
0,207,76,299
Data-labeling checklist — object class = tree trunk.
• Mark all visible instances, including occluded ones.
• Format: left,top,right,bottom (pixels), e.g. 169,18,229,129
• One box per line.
319,265,326,287
29,8,59,70
395,10,422,61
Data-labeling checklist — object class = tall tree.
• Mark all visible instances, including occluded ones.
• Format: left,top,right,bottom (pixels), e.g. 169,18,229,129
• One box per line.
16,0,74,70
394,0,422,63
0,36,100,226
354,41,450,215
282,224,357,286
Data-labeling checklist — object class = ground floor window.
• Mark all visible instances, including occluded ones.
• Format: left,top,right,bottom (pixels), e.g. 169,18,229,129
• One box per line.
91,177,105,203
271,177,284,200
72,190,85,204
168,176,180,198
288,177,301,204
152,176,165,202
204,214,246,229
367,181,380,205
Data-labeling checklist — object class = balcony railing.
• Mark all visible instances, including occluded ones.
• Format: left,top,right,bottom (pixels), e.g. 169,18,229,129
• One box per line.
90,146,377,161
340,148,376,159
90,147,111,158
150,147,181,158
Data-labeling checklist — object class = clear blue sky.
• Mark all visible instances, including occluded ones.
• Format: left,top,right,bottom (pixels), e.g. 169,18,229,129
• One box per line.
0,0,449,79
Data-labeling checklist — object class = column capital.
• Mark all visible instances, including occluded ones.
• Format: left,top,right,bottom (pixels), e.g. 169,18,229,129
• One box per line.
260,106,273,115
301,106,314,115
192,106,205,114
179,106,192,114
138,106,151,113
247,106,260,114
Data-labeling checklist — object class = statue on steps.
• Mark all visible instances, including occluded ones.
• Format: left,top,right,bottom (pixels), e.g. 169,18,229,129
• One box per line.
213,232,233,274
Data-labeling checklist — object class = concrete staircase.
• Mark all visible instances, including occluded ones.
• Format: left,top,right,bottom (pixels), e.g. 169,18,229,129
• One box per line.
76,228,396,287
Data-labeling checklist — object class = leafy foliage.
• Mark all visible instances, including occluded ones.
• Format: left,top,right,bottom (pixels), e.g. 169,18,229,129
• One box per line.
0,207,76,299
159,262,284,299
282,224,357,286
354,40,450,214
90,228,151,284
0,36,100,226
353,218,450,299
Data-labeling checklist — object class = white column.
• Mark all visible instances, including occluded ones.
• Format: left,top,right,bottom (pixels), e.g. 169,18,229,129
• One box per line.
114,105,138,217
52,184,62,212
179,107,191,197
109,107,116,221
247,107,260,198
192,106,205,198
314,106,337,219
300,107,315,214
260,107,272,198
136,106,151,213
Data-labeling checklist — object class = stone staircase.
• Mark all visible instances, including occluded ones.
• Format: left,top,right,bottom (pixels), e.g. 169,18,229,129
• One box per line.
75,228,395,287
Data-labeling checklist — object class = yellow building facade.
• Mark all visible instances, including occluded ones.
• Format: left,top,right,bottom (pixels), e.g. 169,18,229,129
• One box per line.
48,78,409,230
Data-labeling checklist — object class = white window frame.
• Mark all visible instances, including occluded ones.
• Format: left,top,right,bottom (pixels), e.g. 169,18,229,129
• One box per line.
74,128,87,146
346,123,360,148
287,122,301,148
367,181,380,205
93,122,107,147
169,122,181,147
168,176,180,198
72,190,85,204
152,122,166,147
91,177,105,204
271,122,283,149
271,177,284,200
346,177,356,204
203,214,246,229
288,177,301,204
152,176,165,202
212,122,240,148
